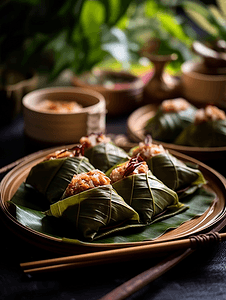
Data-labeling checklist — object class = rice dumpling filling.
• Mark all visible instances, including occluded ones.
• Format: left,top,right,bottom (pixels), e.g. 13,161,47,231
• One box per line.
45,144,85,160
131,141,166,160
194,105,226,125
110,155,149,183
80,133,111,149
161,98,190,113
63,169,111,198
36,99,83,113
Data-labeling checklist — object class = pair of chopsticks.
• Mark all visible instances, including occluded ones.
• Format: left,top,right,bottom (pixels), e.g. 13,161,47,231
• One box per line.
20,231,226,275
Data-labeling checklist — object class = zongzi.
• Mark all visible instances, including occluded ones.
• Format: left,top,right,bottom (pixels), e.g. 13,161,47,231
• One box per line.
26,145,94,203
174,105,226,147
80,133,128,172
110,155,181,223
46,169,139,241
129,139,206,195
145,98,197,143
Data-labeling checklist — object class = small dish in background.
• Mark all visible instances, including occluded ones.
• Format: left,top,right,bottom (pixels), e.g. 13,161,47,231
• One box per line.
22,87,106,145
71,69,144,116
181,60,226,107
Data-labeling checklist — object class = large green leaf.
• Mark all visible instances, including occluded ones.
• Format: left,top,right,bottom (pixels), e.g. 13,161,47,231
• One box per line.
145,104,197,143
9,182,215,244
84,142,128,173
112,171,181,224
174,120,226,147
80,0,105,48
26,156,94,203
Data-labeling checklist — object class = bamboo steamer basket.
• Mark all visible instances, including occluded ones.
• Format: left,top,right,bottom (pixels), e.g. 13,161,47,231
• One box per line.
22,87,106,145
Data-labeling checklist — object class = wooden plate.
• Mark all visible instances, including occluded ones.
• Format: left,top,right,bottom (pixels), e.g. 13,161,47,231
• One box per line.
127,104,226,161
0,145,226,255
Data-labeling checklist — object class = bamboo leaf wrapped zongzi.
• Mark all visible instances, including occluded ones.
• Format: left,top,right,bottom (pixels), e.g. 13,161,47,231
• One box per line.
80,133,129,173
45,170,139,241
25,145,95,203
129,139,206,194
145,98,197,143
110,156,182,224
174,105,226,147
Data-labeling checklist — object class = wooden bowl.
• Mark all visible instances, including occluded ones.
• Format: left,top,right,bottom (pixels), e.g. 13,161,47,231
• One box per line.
22,87,106,145
181,60,226,107
71,69,144,116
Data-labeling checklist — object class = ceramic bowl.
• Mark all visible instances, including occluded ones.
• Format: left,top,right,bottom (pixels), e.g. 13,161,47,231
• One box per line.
22,87,106,145
71,69,144,116
180,60,226,107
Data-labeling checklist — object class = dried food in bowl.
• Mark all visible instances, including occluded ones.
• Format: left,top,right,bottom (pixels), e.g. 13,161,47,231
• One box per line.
71,69,144,116
22,87,106,145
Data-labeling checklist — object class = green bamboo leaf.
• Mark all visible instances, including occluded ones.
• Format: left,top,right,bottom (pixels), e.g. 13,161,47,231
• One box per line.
26,156,94,203
46,185,139,241
142,152,206,192
95,187,215,244
175,119,226,147
145,104,197,143
84,142,128,173
9,182,215,244
112,171,181,224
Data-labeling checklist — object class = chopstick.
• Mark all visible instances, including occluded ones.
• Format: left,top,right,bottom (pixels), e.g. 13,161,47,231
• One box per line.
99,213,226,300
99,248,193,300
20,231,226,274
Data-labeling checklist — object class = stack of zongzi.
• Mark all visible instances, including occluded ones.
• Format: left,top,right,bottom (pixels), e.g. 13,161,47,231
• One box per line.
24,133,207,241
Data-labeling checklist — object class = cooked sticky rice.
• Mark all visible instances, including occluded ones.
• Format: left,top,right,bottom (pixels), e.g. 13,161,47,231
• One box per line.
131,142,166,160
195,105,226,125
80,133,111,148
161,98,190,113
63,169,111,198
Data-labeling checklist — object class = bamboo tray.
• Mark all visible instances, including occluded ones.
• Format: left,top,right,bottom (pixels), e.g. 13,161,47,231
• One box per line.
127,104,226,161
0,145,226,255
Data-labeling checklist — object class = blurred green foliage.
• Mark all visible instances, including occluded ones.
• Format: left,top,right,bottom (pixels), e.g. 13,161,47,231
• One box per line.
0,0,225,81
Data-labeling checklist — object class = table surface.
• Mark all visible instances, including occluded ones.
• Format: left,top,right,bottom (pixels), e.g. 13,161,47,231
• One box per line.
1,110,226,300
